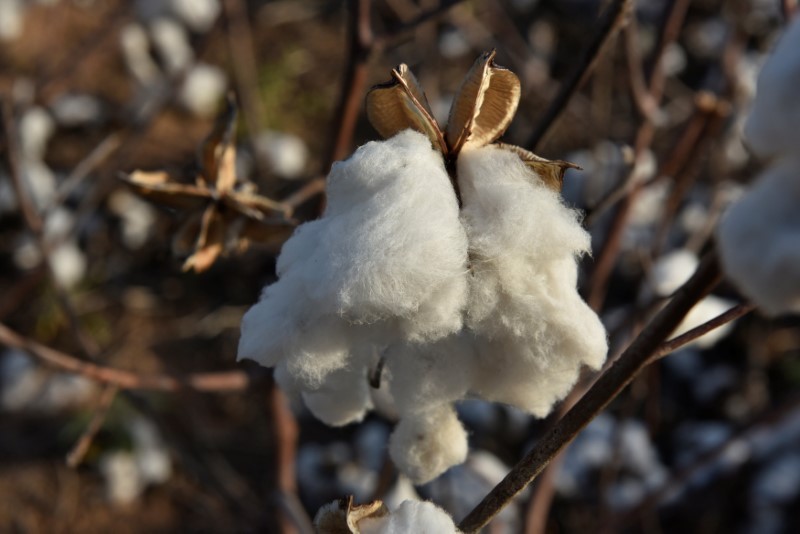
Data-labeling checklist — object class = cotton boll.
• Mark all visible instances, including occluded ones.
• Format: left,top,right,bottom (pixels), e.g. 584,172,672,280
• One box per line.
672,295,737,348
120,23,161,85
359,500,459,534
743,18,800,161
20,107,54,161
49,241,87,289
389,405,468,484
255,130,309,180
716,157,800,315
457,145,607,416
179,63,227,118
149,17,193,75
650,249,700,297
169,0,221,33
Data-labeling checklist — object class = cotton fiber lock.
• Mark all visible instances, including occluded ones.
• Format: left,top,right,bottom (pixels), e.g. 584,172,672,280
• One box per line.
238,52,608,484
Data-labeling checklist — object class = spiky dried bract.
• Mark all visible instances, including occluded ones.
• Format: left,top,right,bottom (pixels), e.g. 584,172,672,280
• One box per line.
365,65,445,153
459,145,607,416
238,130,469,425
717,19,800,316
446,50,521,154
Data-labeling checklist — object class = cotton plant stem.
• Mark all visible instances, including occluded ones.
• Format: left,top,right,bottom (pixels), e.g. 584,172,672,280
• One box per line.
0,321,251,392
65,384,120,467
652,303,756,359
458,252,722,533
326,0,374,167
526,0,633,151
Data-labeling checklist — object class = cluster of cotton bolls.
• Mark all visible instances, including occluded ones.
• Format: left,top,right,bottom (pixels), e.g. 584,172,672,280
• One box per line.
239,129,607,484
716,18,800,316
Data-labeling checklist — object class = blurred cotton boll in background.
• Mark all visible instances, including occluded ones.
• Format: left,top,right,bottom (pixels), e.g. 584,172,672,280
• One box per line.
717,18,800,316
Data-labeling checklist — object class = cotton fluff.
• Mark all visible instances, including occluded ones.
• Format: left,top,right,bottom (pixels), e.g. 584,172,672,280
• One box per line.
459,146,607,416
239,130,468,426
716,18,800,316
359,500,459,534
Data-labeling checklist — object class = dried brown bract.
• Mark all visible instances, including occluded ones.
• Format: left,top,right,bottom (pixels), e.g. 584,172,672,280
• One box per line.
366,50,578,191
121,96,294,272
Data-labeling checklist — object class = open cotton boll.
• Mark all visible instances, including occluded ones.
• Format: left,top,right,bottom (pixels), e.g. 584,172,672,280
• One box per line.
716,157,800,316
742,18,800,161
389,404,469,484
359,500,459,534
457,146,607,416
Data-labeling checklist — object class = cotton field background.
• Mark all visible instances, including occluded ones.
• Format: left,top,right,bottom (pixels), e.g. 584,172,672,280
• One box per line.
1,0,799,533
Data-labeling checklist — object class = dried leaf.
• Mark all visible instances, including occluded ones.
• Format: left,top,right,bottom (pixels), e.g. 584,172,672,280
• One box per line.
497,143,581,191
121,171,211,210
314,496,390,534
366,64,447,153
446,50,521,155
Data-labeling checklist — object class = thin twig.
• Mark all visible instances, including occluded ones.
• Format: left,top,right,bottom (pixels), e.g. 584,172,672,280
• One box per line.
458,252,722,532
652,303,756,360
526,0,633,151
66,384,119,468
0,321,250,392
326,0,374,168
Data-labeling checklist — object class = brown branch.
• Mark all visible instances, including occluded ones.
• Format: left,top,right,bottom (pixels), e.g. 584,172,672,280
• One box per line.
458,252,722,532
0,321,250,392
652,303,756,360
66,384,119,468
526,0,633,151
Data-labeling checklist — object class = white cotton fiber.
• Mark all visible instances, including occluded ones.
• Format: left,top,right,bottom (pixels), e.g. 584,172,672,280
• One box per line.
302,360,373,426
717,157,800,315
388,404,469,485
743,18,800,161
238,129,468,421
457,145,608,415
360,500,459,534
